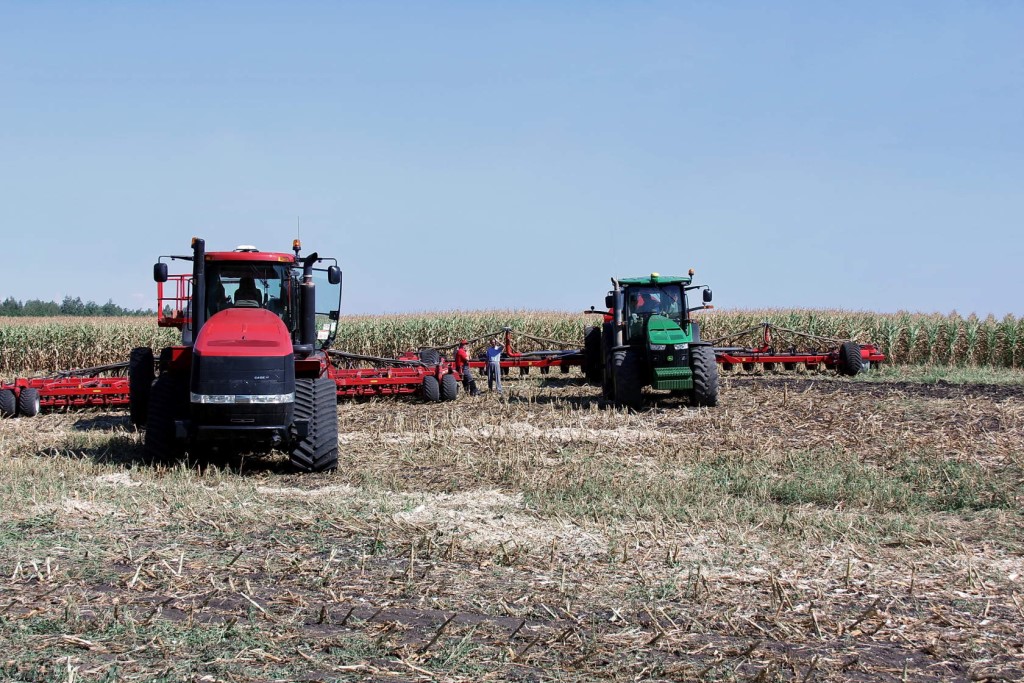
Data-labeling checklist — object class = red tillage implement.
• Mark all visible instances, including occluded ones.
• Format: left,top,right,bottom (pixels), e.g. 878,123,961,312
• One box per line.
709,321,886,375
0,362,131,417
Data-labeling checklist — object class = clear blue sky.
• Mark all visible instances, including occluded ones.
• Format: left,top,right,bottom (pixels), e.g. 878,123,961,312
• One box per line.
2,1,1021,316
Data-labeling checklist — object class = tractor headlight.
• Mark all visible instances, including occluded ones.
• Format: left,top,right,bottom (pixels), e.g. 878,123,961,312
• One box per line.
649,344,666,351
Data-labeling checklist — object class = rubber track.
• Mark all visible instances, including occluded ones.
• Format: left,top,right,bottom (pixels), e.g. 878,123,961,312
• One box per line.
289,378,339,472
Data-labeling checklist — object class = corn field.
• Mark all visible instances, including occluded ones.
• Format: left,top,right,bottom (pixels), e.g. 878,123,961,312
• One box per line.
1,310,1022,375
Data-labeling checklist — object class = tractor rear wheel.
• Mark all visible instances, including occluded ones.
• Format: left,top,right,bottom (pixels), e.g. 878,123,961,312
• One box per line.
613,349,643,409
17,388,40,417
422,375,440,402
690,345,719,407
0,389,16,418
440,373,459,401
289,378,339,473
838,341,863,376
144,373,187,464
583,326,602,385
418,348,440,366
129,347,155,427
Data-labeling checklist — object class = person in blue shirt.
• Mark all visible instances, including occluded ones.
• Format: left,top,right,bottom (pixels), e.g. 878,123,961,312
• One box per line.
485,338,503,393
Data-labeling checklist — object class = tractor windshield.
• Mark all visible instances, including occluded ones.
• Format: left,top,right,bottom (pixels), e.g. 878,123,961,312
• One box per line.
205,262,294,328
625,284,685,324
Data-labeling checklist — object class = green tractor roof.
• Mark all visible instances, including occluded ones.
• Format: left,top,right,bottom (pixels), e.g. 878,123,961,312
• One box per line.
617,272,692,286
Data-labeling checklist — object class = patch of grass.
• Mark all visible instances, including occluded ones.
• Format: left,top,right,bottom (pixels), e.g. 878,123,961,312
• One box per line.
858,363,1024,385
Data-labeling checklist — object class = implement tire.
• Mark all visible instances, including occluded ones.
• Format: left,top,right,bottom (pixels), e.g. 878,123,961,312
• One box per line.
838,341,863,377
440,373,458,401
289,378,339,473
690,344,719,407
418,348,440,366
129,347,155,427
144,373,187,464
0,389,16,418
584,326,602,385
613,348,644,409
17,388,40,417
422,375,440,402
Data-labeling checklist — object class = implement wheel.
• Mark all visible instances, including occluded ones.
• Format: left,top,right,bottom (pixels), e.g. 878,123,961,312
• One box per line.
422,375,440,402
0,389,15,418
418,348,440,366
613,349,643,409
129,347,155,427
290,378,339,473
838,341,863,377
690,344,719,407
440,373,458,401
17,388,40,417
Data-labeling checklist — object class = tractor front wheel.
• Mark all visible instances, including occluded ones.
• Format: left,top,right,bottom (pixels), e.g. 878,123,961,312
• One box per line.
613,349,643,409
690,345,719,407
289,377,339,473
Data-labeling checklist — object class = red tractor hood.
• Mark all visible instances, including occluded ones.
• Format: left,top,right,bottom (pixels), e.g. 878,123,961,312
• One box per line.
194,308,293,357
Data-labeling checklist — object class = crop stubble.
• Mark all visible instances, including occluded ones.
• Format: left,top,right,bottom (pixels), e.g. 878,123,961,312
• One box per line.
0,374,1022,681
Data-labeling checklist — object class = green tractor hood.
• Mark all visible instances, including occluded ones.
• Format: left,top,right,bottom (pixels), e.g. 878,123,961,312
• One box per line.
646,315,692,345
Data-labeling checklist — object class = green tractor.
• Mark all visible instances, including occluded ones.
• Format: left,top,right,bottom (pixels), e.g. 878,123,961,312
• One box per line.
583,272,719,408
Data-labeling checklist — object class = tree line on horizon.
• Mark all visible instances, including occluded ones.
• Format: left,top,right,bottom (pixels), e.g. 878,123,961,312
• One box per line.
0,296,153,317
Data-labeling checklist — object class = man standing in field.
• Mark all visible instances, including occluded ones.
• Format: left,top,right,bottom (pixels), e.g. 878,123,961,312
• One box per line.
486,338,503,394
455,340,479,396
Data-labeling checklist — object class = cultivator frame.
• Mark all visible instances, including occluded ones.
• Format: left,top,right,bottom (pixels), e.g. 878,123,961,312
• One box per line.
0,362,131,416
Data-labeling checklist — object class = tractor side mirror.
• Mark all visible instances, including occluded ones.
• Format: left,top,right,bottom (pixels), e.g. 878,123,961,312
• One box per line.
327,266,341,285
153,263,168,283
604,294,614,309
703,289,712,303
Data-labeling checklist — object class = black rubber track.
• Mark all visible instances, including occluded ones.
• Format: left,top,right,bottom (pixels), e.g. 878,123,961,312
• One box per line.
421,375,440,402
17,388,40,417
144,373,187,464
440,373,459,401
129,347,155,427
0,389,15,418
289,377,339,473
690,344,720,407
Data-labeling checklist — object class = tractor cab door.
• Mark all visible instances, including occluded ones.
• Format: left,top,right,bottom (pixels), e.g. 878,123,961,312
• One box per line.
311,265,342,349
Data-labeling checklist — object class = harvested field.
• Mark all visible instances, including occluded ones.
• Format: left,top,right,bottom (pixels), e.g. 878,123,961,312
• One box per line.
1,371,1022,681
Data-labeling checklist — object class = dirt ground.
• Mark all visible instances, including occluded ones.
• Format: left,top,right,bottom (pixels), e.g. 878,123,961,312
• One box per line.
0,372,1022,682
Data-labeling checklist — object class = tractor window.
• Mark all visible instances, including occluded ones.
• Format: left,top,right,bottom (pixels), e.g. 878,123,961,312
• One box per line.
626,285,685,323
205,262,293,328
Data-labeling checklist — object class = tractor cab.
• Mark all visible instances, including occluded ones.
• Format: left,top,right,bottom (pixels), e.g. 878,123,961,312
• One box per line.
155,241,342,352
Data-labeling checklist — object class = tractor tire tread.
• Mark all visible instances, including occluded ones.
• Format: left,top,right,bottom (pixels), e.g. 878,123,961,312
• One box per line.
289,378,340,473
838,341,863,377
613,349,643,408
129,347,155,427
144,374,187,464
690,344,720,407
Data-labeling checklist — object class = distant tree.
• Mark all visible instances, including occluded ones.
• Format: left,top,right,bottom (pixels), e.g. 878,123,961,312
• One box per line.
0,297,22,316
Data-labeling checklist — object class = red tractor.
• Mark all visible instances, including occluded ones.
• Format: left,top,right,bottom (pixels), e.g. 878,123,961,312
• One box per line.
132,237,342,472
